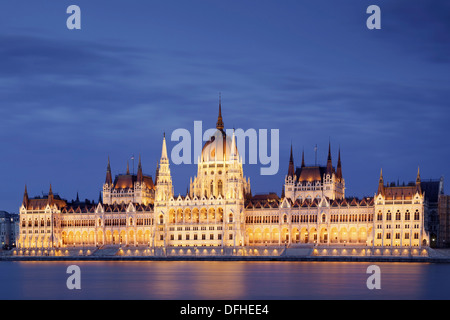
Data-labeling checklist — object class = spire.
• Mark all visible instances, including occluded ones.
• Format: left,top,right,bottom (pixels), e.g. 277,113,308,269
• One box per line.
161,133,168,160
137,154,143,182
288,144,295,177
327,141,332,161
23,184,29,208
126,161,130,175
416,166,422,194
326,141,333,174
301,148,305,168
76,192,80,202
216,93,224,131
377,168,385,196
98,191,103,204
336,148,342,182
48,184,54,205
105,157,112,185
416,166,421,184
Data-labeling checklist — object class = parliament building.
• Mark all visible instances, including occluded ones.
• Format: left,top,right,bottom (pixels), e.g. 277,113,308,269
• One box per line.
16,102,435,256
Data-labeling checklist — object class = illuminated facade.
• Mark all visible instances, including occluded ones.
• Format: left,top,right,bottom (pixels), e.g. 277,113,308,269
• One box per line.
17,103,430,251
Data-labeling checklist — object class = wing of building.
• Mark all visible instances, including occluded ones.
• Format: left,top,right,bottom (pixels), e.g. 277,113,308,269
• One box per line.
17,100,432,252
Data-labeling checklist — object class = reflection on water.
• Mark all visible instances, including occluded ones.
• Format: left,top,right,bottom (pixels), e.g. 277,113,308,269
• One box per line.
0,261,449,299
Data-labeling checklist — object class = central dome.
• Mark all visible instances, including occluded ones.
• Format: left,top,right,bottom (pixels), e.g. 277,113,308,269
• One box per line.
201,99,238,163
201,129,238,162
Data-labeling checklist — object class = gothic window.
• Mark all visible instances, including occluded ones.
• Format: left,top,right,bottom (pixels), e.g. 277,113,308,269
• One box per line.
396,211,401,221
405,210,410,220
386,211,392,221
218,180,223,197
210,181,214,196
229,213,233,223
414,210,420,221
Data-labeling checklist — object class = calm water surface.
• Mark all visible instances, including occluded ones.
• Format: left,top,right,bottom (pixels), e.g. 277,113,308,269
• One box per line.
0,261,449,299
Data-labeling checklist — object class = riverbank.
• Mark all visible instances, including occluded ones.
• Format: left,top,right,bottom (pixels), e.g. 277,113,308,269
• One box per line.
2,254,450,263
2,246,450,263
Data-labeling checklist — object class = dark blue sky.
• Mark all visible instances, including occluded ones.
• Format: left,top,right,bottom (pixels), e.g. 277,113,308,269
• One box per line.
1,1,449,213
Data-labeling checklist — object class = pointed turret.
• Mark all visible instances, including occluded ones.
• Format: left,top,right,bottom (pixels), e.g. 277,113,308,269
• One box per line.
216,93,224,131
336,148,342,182
377,168,385,196
288,144,295,177
137,154,143,182
326,141,333,175
416,166,421,184
126,161,130,175
48,184,54,205
161,132,168,160
23,184,29,208
105,157,112,185
301,149,305,168
98,191,103,204
416,166,422,194
155,133,173,202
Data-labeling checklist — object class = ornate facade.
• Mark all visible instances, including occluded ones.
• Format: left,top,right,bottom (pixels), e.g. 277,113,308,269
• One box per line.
17,103,430,252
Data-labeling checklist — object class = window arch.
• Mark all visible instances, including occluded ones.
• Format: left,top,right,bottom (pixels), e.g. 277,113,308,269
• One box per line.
377,211,382,221
405,210,410,220
229,213,233,223
386,211,392,221
218,180,223,197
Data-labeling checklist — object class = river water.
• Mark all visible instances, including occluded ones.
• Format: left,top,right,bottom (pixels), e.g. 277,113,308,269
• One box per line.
0,261,449,300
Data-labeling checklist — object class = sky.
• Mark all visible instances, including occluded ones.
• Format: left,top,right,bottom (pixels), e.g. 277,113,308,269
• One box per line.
0,0,449,213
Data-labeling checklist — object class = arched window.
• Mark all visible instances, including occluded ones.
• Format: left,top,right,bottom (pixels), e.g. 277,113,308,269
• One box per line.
322,214,326,223
405,210,410,220
386,211,392,221
377,211,382,221
396,211,401,221
229,213,233,223
414,210,420,221
218,180,223,197
159,215,164,224
210,180,214,196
